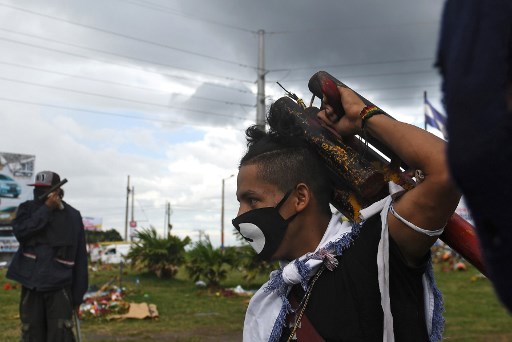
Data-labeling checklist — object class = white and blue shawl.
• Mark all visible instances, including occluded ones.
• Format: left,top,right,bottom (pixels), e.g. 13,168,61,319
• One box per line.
243,187,444,342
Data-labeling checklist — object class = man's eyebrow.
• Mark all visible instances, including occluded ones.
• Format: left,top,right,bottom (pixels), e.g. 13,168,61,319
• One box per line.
236,190,257,201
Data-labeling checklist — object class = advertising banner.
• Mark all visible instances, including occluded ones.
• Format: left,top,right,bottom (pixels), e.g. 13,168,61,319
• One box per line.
83,216,103,231
0,152,36,254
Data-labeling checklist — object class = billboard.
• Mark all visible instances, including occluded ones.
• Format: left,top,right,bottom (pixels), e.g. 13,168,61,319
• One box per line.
0,152,36,254
83,216,103,231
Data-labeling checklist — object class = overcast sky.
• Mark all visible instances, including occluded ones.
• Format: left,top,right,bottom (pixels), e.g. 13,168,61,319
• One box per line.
0,0,448,247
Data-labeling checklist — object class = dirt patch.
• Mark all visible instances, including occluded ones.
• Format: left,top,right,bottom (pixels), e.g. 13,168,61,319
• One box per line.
84,328,243,342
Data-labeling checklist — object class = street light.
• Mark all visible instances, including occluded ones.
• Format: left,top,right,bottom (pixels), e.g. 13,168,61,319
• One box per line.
221,174,234,250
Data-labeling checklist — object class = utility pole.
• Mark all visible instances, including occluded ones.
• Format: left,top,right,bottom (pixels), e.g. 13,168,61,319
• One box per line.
221,174,234,250
130,186,134,241
124,175,130,241
167,202,172,235
164,202,172,236
164,202,167,236
221,178,225,250
193,229,205,243
256,29,266,131
131,187,134,222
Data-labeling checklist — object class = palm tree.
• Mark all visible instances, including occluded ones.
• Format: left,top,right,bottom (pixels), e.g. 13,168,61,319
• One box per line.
236,244,278,282
128,227,191,278
185,236,236,289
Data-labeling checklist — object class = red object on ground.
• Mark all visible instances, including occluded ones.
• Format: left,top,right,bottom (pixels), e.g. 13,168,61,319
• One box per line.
3,282,12,290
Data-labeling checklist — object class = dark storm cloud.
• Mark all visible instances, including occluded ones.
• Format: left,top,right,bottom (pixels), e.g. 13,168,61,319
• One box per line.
169,81,256,126
170,0,446,113
0,0,449,242
2,0,446,125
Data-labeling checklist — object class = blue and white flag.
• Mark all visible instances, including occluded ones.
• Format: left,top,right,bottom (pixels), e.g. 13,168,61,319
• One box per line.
424,97,448,139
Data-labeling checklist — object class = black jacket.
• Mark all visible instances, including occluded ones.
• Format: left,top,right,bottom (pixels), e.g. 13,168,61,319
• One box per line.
7,200,89,306
437,0,512,311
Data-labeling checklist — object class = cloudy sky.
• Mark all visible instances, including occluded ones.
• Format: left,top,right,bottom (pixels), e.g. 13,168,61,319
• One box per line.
0,0,447,247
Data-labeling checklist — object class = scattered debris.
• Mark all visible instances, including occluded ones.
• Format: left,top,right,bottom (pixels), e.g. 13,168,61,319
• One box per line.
232,285,253,296
215,285,254,297
431,242,468,272
471,273,488,282
79,277,158,321
3,282,16,290
195,280,207,288
109,302,158,320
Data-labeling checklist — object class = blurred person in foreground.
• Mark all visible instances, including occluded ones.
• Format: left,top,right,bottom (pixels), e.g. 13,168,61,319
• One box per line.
436,0,512,311
232,86,461,341
7,171,88,341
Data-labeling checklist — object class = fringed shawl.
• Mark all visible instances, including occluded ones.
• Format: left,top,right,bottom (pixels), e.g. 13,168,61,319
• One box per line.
243,190,444,342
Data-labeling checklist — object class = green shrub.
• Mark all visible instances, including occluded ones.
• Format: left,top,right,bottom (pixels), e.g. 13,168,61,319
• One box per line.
185,237,237,289
235,244,278,282
128,227,191,278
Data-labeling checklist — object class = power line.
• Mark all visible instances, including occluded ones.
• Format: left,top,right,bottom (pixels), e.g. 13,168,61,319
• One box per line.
267,21,440,35
135,198,151,224
374,93,441,103
266,92,442,107
0,75,441,147
0,21,435,84
0,27,255,85
269,69,438,83
0,2,257,69
117,0,257,34
352,83,440,93
268,82,441,98
0,60,255,108
267,77,441,102
0,96,251,129
0,36,253,94
0,19,441,93
268,57,434,73
0,76,251,119
81,202,225,213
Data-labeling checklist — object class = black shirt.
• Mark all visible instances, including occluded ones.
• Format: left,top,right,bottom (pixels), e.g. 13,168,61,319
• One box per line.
281,215,429,342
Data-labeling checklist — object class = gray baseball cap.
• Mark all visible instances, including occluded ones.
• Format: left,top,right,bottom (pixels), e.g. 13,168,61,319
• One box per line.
28,171,61,187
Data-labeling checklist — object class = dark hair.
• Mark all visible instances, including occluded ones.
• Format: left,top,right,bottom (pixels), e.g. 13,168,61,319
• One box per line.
240,98,333,209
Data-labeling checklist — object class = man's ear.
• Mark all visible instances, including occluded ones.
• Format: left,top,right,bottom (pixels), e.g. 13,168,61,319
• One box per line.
294,183,311,212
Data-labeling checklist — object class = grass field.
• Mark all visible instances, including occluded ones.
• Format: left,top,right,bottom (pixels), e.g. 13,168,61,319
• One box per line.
0,264,510,341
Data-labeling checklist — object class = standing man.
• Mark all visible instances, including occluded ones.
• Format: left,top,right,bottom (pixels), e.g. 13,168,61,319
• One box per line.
7,171,88,341
232,86,460,341
436,0,512,311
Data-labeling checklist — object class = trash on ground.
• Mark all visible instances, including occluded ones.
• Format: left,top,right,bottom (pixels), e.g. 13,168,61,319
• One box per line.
79,277,157,320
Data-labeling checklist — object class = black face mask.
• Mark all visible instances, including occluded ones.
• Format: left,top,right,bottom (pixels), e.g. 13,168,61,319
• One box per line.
33,187,49,202
232,189,298,261
33,187,63,202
